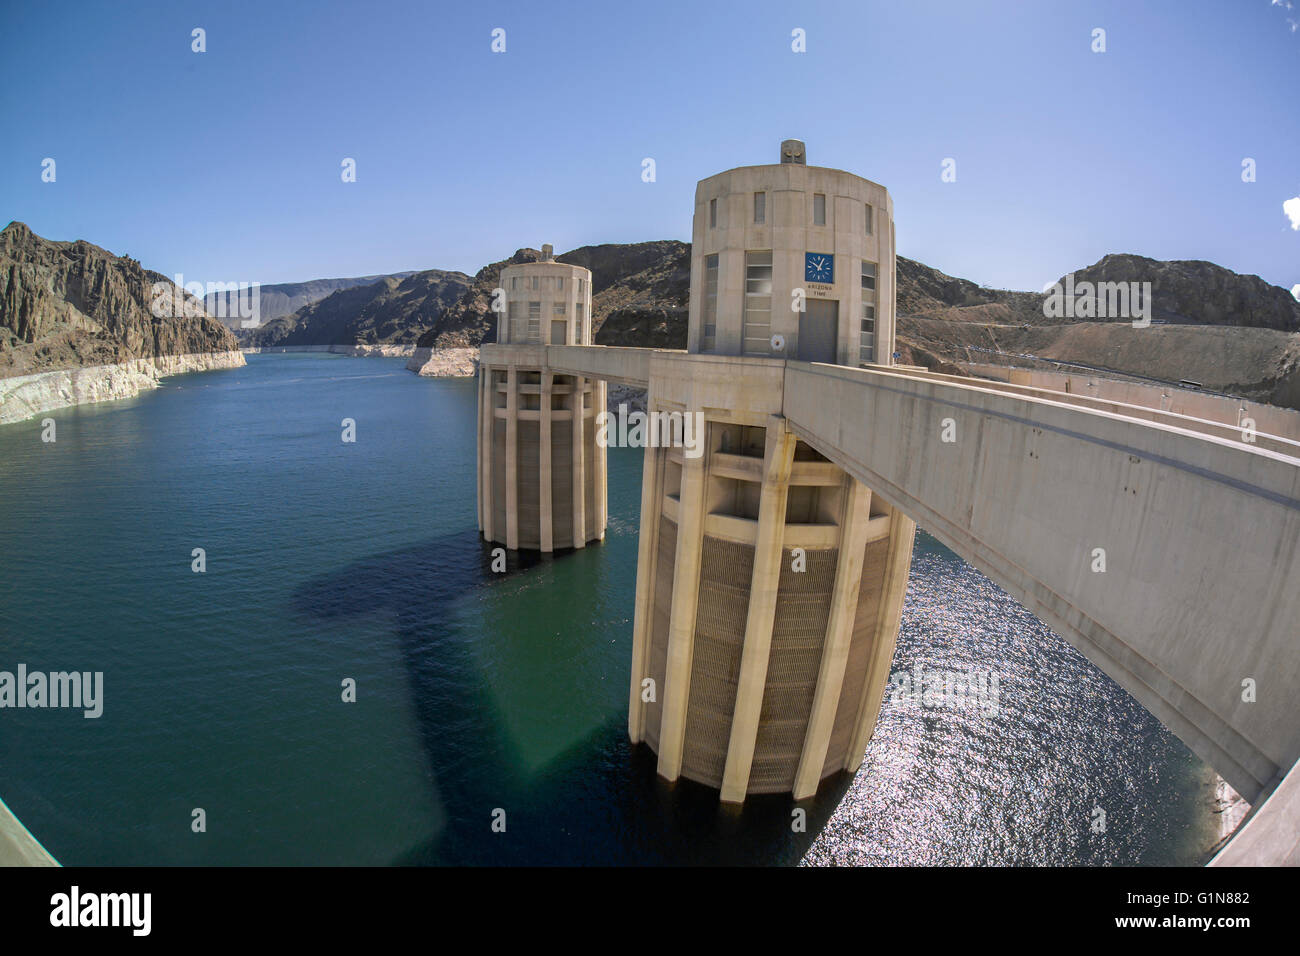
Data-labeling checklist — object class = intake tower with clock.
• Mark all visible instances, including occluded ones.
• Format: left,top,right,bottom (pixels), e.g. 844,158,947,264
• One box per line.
627,142,917,800
688,138,897,367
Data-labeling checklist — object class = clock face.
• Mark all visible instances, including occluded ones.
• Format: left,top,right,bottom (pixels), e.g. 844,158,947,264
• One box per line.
805,252,834,284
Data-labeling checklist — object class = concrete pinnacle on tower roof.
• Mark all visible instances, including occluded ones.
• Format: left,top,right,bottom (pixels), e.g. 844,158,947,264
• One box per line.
780,139,806,165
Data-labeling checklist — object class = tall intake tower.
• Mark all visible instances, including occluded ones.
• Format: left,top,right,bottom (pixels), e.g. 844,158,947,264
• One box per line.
477,245,607,551
627,142,917,801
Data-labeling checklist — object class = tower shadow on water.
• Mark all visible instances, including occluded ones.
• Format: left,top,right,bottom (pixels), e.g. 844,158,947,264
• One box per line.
291,527,851,865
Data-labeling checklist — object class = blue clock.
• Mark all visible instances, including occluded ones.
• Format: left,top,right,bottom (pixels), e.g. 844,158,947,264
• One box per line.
805,252,834,284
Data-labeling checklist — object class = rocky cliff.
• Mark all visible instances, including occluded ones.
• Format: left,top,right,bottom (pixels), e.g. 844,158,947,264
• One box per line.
0,221,242,379
581,240,690,348
0,222,246,423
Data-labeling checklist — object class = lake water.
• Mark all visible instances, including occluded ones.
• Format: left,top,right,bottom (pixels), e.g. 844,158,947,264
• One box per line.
0,353,1220,865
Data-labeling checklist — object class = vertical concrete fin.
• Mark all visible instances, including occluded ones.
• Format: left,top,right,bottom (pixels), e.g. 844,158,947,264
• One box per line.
540,372,554,552
629,394,665,743
846,506,916,772
656,419,709,781
482,367,495,542
572,376,587,548
594,379,608,540
505,366,519,551
721,416,797,802
476,365,484,533
793,477,873,799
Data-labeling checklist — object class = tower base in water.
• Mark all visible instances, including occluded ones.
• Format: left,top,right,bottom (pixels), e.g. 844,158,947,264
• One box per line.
477,349,607,552
625,354,914,802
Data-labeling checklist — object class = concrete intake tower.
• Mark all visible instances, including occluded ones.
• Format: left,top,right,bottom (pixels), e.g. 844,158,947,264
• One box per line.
626,141,916,801
477,246,607,552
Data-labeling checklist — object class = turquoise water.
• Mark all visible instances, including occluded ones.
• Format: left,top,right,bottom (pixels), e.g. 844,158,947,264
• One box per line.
0,354,1216,865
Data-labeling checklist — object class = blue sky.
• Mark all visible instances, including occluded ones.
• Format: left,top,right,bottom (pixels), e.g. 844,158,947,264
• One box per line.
2,0,1297,292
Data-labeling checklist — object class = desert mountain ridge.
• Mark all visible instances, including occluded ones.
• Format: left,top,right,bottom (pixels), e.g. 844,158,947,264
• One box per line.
4,220,1298,409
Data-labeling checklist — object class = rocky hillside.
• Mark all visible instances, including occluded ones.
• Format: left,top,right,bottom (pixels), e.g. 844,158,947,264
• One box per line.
412,248,541,350
1066,254,1300,331
204,272,416,328
243,268,472,348
894,254,1300,408
896,255,1044,325
896,253,1300,331
0,221,241,378
896,315,1300,407
581,240,690,349
410,240,691,351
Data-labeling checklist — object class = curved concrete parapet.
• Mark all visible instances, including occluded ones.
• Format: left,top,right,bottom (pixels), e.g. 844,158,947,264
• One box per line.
0,795,57,867
782,360,1300,806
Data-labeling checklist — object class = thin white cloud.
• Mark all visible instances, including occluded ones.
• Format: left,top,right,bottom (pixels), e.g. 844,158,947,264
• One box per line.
1286,196,1300,230
1292,284,1300,302
1270,0,1300,31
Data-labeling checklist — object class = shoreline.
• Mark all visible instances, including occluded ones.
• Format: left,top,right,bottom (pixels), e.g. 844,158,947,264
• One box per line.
242,343,419,358
0,350,246,426
405,346,479,377
240,343,483,378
